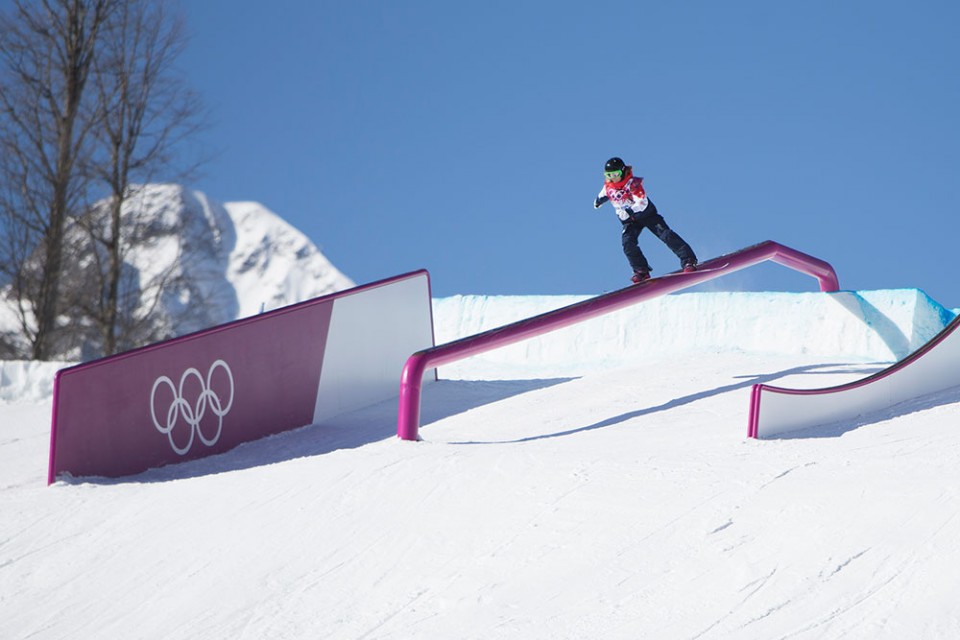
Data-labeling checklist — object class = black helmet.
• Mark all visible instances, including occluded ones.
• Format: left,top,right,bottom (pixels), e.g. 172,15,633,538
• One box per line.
604,157,625,173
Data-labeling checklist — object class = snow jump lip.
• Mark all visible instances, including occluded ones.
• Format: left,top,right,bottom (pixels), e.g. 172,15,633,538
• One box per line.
748,312,960,439
397,240,839,441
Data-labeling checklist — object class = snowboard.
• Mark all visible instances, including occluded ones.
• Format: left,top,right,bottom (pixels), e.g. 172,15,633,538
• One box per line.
637,262,731,284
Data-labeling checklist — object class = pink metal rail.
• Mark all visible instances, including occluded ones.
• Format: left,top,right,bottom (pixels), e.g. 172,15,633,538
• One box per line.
396,240,840,440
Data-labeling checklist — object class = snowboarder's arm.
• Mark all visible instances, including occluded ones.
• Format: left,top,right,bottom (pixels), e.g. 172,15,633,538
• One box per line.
627,177,649,211
594,192,609,209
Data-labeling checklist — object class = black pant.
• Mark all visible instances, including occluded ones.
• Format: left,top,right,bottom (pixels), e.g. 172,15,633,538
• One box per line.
621,203,697,273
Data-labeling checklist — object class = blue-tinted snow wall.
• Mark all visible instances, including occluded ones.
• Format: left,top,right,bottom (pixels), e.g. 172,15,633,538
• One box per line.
432,289,953,376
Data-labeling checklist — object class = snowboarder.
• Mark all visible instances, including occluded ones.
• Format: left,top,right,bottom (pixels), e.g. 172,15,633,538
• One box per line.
594,157,698,283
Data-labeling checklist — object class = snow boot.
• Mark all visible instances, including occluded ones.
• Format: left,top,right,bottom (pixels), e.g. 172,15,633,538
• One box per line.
631,269,651,284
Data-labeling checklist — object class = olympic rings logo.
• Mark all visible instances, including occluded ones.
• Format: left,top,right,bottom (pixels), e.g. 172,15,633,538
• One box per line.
150,359,235,455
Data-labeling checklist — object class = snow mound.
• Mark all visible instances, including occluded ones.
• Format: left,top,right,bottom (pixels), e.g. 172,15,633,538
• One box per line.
0,360,69,404
433,288,953,379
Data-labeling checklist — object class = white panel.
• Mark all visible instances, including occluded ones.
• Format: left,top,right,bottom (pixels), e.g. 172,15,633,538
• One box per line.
313,273,434,424
756,318,960,438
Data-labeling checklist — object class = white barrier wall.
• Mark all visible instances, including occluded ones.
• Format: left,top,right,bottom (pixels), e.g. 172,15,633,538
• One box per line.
749,314,960,438
313,272,435,423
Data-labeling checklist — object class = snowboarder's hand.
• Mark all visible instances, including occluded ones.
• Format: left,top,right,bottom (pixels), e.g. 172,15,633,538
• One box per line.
593,196,606,209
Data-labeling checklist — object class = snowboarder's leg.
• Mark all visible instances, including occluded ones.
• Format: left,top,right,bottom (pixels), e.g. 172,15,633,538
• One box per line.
646,214,697,267
621,223,651,274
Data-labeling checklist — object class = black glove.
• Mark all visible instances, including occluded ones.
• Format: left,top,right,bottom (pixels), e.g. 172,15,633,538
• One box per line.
593,195,608,209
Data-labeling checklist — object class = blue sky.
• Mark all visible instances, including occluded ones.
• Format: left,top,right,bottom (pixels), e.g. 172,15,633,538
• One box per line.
177,1,960,305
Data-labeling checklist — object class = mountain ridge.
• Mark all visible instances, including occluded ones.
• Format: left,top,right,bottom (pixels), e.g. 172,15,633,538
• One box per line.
0,183,355,359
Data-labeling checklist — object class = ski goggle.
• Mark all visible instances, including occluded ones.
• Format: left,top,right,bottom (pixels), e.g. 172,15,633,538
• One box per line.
604,170,623,181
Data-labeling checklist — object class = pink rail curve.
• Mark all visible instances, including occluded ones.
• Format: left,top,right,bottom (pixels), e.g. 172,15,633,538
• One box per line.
397,240,840,440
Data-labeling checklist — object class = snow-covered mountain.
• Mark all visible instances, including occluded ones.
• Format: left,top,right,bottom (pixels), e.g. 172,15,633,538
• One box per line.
0,184,354,358
126,183,354,322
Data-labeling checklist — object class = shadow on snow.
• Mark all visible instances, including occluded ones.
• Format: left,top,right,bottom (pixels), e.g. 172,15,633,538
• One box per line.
69,377,572,484
446,363,884,445
768,384,960,440
69,360,954,484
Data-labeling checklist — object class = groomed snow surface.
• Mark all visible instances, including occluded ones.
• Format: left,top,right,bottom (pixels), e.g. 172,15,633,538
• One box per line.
3,289,960,639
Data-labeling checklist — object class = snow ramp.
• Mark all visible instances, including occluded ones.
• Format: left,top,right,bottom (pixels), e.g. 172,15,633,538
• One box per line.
748,312,960,438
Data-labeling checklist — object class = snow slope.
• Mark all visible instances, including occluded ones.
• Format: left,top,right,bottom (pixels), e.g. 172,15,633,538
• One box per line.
2,288,960,639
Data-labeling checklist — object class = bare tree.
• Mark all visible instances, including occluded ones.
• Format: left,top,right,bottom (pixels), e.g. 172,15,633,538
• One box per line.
1,0,209,360
0,0,117,360
71,0,206,356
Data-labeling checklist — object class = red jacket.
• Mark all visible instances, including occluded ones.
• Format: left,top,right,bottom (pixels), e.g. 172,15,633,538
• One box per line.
597,166,651,222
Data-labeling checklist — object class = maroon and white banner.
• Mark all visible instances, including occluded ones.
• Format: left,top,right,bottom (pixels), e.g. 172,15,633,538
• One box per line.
48,270,433,483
